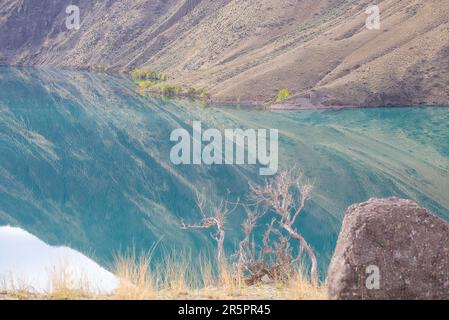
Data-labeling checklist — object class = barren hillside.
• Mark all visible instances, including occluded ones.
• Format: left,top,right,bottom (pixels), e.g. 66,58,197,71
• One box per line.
1,0,448,107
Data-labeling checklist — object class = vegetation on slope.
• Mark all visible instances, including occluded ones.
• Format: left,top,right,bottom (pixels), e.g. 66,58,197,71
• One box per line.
132,67,209,99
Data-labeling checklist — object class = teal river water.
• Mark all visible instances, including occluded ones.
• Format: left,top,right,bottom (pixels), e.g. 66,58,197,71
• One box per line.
1,67,448,276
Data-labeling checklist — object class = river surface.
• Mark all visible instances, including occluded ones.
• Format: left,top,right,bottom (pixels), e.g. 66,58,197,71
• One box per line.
1,67,448,276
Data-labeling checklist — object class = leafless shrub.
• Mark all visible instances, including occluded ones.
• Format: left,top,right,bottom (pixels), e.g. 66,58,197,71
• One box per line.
181,191,238,268
248,168,318,284
237,210,303,285
181,168,318,285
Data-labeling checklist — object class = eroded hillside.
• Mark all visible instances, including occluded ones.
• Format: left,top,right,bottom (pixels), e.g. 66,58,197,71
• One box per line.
1,0,448,107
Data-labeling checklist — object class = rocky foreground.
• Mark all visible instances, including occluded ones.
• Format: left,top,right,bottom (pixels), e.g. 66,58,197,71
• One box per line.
327,197,449,300
1,0,449,107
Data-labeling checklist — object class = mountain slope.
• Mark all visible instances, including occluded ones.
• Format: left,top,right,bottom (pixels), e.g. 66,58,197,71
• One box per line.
0,0,448,107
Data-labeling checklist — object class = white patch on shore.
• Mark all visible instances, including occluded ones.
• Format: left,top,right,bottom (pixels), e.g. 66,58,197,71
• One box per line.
0,226,117,294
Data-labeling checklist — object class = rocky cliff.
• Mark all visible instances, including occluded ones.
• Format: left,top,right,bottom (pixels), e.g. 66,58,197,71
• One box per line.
1,0,449,107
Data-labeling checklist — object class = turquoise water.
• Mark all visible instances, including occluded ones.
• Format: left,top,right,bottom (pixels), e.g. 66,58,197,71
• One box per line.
1,67,448,276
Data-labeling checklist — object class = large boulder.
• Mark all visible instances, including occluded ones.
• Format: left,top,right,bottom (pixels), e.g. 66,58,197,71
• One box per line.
327,197,449,300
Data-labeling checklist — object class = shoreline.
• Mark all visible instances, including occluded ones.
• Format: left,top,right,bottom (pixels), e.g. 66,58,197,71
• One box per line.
2,65,449,111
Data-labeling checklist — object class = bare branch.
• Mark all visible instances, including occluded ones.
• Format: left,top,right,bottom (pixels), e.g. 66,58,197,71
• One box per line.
249,168,318,284
181,190,238,268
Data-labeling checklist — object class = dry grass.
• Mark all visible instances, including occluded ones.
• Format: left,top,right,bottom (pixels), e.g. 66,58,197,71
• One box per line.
0,266,97,300
48,266,94,300
0,254,327,300
111,253,327,300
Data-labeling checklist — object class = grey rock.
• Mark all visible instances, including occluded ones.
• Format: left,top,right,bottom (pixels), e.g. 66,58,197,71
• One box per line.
327,197,449,300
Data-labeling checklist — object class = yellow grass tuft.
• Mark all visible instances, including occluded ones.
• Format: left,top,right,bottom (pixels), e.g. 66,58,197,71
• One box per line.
0,265,95,300
113,251,156,300
111,253,327,300
48,266,93,300
0,253,327,300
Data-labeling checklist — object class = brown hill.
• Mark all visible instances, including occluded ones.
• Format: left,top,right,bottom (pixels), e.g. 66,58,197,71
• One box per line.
1,0,448,108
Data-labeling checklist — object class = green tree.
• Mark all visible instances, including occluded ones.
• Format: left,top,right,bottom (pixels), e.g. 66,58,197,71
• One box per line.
161,84,176,96
132,68,141,81
276,88,290,101
198,88,208,99
145,70,155,80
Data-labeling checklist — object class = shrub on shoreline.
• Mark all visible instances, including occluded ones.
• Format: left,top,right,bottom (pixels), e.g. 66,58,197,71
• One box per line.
276,88,291,101
132,68,167,82
132,67,210,100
